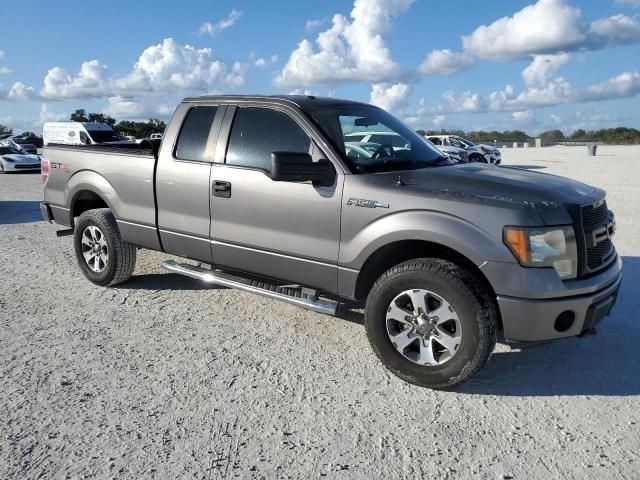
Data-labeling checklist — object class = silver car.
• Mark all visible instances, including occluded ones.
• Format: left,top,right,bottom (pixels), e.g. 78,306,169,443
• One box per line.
0,146,41,173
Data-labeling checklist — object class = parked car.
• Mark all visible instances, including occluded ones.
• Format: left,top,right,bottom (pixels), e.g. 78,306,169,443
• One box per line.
427,135,501,164
42,122,134,146
41,95,621,389
0,135,38,155
149,133,163,140
423,137,469,163
0,146,41,173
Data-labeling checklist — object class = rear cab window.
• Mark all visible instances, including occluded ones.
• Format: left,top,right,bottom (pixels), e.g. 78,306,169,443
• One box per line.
175,106,219,161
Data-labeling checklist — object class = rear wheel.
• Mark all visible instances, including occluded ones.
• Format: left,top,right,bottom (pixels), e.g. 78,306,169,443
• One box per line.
365,258,497,389
0,161,5,173
73,208,136,286
469,153,485,163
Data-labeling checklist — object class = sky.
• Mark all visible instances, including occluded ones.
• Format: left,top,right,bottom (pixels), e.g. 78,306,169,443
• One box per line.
0,0,639,135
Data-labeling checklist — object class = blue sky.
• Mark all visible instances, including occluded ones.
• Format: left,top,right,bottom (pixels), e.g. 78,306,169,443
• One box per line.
0,0,639,134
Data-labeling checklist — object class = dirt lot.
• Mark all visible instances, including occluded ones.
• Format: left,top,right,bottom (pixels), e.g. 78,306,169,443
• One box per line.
1,146,638,479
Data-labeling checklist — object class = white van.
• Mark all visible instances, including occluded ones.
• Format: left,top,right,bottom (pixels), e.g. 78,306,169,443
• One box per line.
42,122,125,146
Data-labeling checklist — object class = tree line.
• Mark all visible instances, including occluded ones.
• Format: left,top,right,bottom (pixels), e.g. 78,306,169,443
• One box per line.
417,127,640,145
69,110,166,139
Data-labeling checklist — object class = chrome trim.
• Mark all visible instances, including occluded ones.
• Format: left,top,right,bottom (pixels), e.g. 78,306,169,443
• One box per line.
159,228,210,242
116,219,156,230
162,260,338,315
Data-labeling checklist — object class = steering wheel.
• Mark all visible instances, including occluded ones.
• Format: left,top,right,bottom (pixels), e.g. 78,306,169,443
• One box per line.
371,144,394,159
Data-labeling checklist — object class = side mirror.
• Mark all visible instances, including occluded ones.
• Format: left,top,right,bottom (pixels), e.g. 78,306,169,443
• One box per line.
270,152,335,187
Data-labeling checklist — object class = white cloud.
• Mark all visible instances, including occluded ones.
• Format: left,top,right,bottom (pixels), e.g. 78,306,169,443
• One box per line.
462,0,585,61
421,0,640,75
0,51,4,60
521,54,570,86
616,0,640,7
442,89,487,113
370,82,412,112
41,60,108,99
8,81,41,100
432,115,445,126
583,71,640,101
104,95,176,120
512,110,535,122
254,55,278,68
305,18,327,31
40,103,67,123
274,0,414,87
199,10,243,36
113,38,246,93
420,49,474,75
588,14,640,47
0,67,10,75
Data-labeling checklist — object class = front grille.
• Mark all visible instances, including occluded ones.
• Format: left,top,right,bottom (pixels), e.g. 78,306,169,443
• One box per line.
581,201,609,230
579,199,616,276
14,164,40,169
587,238,615,269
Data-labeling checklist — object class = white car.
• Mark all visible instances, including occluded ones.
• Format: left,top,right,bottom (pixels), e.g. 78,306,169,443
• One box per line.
427,135,501,164
0,146,41,173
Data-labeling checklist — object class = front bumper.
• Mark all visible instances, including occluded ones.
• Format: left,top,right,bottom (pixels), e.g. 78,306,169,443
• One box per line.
1,162,41,172
496,258,622,343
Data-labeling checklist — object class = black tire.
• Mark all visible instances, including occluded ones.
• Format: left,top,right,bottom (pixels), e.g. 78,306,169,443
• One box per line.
73,208,136,286
469,153,485,163
0,161,5,173
365,258,497,389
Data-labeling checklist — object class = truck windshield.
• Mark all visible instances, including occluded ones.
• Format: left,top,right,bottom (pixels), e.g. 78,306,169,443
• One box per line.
305,105,451,174
86,130,120,143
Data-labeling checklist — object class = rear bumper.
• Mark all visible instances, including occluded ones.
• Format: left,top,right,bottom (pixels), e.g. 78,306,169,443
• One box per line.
497,262,622,343
40,202,53,223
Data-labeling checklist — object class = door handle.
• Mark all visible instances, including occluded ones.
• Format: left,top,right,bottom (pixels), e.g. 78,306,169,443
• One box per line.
212,180,231,198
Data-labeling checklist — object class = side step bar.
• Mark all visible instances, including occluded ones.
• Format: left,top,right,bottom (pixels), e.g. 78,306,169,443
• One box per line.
161,260,338,316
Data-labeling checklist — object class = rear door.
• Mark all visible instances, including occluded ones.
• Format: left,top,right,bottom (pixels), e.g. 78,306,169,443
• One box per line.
156,103,226,263
209,104,343,292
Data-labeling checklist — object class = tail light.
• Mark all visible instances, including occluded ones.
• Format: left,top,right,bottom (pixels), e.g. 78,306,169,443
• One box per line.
41,157,49,184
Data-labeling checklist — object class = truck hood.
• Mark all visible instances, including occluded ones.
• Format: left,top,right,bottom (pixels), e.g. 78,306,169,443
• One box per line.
378,163,601,210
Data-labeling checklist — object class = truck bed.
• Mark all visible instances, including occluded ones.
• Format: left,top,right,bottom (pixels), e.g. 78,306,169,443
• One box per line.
42,144,159,247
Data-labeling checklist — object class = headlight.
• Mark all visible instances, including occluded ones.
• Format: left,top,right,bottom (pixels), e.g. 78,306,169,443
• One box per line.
2,156,15,162
503,225,578,279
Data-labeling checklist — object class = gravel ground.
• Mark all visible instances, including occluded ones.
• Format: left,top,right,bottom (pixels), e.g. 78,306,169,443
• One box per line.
1,146,638,479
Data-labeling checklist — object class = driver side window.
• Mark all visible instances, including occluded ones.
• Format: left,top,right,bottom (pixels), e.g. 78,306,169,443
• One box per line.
226,108,311,173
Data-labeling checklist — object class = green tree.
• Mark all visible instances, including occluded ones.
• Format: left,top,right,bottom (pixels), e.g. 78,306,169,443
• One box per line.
87,113,116,127
0,124,12,136
70,109,89,122
539,130,565,144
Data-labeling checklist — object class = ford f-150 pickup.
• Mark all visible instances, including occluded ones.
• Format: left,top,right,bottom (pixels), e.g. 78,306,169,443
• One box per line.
41,95,622,389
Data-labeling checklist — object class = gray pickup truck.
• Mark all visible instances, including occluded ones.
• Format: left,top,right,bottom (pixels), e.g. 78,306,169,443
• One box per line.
41,95,622,389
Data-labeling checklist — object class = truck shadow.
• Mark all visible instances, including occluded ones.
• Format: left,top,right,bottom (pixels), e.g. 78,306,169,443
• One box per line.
0,200,42,225
459,256,639,396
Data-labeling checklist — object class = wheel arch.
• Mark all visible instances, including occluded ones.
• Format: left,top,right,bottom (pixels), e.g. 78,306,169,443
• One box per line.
66,171,119,226
352,239,502,330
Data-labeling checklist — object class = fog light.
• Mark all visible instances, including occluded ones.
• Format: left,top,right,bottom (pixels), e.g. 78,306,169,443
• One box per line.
554,311,575,332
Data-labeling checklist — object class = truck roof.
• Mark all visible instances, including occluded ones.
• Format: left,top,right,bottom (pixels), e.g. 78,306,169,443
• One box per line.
181,94,369,109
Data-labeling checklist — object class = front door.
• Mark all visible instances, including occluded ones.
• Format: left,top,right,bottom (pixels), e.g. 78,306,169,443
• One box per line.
210,106,343,292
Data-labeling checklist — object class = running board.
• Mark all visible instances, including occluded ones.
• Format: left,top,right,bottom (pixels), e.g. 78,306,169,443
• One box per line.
161,260,338,315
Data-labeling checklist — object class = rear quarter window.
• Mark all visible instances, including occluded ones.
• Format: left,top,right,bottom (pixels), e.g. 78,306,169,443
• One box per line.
175,106,218,161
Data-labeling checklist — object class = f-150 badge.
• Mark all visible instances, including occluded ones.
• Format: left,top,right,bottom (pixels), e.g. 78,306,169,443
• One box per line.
346,198,389,209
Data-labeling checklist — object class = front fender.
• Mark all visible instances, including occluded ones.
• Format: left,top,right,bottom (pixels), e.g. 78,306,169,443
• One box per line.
339,210,516,270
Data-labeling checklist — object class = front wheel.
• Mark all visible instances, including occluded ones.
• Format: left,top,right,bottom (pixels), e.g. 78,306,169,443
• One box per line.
73,208,137,286
365,258,497,389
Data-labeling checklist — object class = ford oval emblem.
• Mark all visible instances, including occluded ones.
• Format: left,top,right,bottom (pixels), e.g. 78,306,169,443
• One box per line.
68,131,76,137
